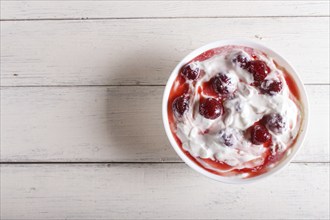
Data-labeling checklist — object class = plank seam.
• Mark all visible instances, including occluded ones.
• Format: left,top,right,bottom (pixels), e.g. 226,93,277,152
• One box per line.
1,15,329,22
0,161,329,164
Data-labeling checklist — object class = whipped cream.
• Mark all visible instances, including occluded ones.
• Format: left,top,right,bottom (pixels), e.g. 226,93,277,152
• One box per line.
173,48,301,173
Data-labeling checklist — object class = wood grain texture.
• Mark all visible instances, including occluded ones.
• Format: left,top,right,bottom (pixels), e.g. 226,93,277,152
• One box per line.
1,17,329,86
1,85,329,163
1,1,329,220
1,163,329,220
1,1,329,20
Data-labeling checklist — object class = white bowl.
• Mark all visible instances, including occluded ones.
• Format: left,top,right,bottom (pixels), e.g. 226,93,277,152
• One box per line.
162,39,309,183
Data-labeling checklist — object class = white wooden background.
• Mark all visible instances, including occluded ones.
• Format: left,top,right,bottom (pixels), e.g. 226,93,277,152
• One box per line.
0,1,329,219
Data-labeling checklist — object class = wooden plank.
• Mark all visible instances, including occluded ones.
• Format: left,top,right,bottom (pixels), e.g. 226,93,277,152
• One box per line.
1,1,329,20
1,17,329,86
1,163,329,219
1,85,328,163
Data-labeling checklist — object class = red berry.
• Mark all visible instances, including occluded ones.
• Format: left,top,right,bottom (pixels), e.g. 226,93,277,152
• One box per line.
261,80,283,95
211,73,237,95
199,98,223,119
172,95,189,118
246,60,271,82
251,124,271,145
181,64,200,80
265,113,286,134
232,54,249,68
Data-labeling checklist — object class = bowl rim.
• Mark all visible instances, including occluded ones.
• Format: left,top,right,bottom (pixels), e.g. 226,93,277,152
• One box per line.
162,39,309,184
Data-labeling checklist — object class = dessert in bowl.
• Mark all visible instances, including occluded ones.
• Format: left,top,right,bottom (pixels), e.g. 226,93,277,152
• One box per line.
162,40,308,183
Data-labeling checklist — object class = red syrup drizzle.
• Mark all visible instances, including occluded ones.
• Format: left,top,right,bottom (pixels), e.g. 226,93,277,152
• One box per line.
274,61,301,100
201,80,218,97
167,45,302,178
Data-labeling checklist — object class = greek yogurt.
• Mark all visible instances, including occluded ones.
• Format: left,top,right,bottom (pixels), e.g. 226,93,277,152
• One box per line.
168,45,302,178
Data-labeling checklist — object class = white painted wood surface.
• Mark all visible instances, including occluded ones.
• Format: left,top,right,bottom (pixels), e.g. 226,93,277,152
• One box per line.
1,1,329,19
1,85,329,163
1,17,329,86
1,1,329,219
1,163,329,220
